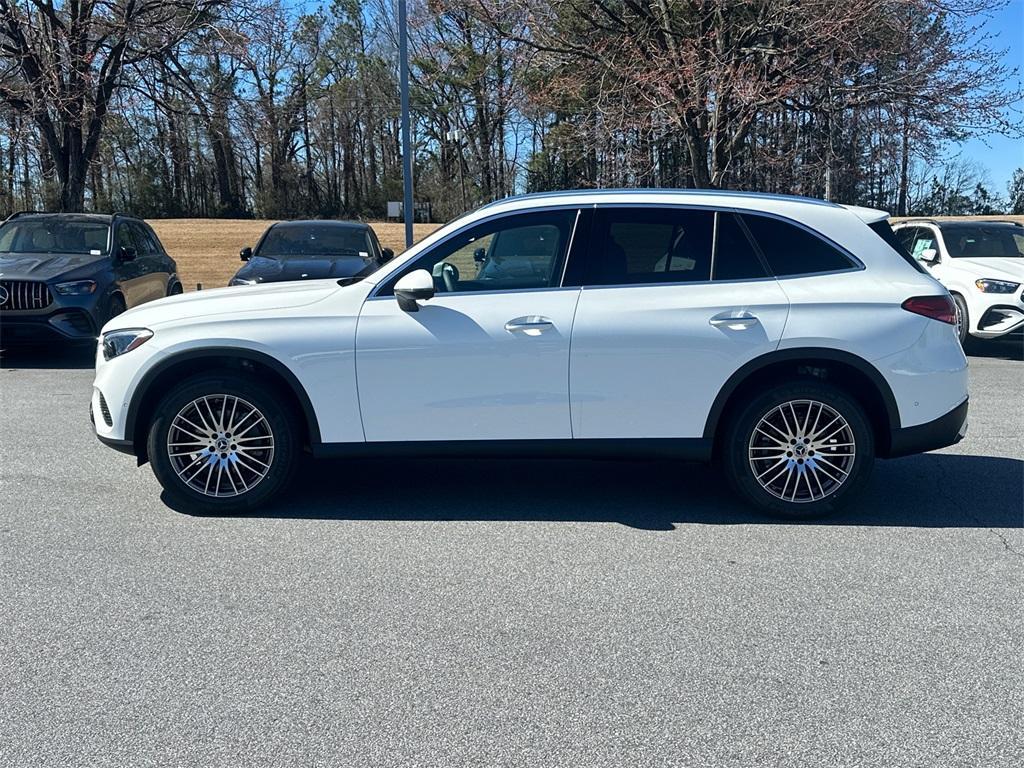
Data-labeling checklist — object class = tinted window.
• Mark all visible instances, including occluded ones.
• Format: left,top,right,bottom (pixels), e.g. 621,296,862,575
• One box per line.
116,224,141,254
742,214,856,276
872,221,927,274
588,208,713,285
130,222,158,256
713,213,767,280
381,209,577,295
259,225,371,259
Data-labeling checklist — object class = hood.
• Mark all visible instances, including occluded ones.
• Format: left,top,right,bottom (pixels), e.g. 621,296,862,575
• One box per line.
949,257,1024,281
0,251,106,281
103,279,341,334
234,255,378,284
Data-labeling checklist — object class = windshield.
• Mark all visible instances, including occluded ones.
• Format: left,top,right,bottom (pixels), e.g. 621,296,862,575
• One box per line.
942,225,1024,259
257,225,370,259
0,219,109,255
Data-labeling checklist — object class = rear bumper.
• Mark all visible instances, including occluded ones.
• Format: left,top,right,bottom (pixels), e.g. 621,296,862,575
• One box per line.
886,398,968,458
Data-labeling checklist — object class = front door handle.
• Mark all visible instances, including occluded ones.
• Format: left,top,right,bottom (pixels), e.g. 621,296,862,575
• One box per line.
709,311,760,329
505,315,554,333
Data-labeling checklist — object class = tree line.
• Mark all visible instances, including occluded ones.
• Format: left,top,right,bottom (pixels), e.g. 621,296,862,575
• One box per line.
1,0,1022,222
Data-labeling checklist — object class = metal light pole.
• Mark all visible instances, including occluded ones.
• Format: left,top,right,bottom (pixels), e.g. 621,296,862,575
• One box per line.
398,0,414,248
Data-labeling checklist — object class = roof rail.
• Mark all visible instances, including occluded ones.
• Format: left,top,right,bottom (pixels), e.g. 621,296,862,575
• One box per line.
2,210,44,223
477,187,841,212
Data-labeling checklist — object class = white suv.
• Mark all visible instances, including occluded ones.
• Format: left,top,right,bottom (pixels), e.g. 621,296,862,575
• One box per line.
892,219,1024,344
93,190,969,517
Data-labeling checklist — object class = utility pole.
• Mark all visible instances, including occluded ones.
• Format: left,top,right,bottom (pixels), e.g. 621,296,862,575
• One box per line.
398,0,414,248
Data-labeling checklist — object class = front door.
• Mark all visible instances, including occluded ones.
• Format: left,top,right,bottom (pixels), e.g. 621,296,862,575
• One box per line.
356,209,583,442
569,206,790,439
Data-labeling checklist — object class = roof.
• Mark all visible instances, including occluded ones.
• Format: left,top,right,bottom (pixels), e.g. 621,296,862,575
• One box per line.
479,188,842,212
271,219,368,229
6,212,115,223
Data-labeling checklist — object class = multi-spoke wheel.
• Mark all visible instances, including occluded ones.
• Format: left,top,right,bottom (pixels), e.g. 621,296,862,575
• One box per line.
952,294,969,346
148,373,298,513
167,395,275,498
724,382,874,518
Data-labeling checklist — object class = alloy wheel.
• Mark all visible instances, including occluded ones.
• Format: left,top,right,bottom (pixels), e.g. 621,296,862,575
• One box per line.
748,399,856,503
167,394,275,497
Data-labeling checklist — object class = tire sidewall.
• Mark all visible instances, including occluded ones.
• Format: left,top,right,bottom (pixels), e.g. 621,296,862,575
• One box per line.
147,373,298,513
724,381,874,519
953,294,970,345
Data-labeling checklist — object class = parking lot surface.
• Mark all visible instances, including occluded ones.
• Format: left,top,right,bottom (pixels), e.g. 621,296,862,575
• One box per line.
1,341,1022,767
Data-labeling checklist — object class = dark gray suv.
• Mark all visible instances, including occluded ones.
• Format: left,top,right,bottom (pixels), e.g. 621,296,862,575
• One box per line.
0,212,181,345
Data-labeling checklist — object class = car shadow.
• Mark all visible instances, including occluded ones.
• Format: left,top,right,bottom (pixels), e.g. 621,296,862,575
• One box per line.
965,337,1023,362
0,343,95,370
169,452,1023,530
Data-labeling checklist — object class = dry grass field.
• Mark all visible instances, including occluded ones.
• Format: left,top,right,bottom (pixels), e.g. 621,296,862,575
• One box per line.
150,213,1023,290
147,219,442,289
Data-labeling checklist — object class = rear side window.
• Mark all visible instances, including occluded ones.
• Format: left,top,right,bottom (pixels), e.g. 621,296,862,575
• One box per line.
713,213,767,281
742,214,856,277
872,221,927,274
588,208,714,285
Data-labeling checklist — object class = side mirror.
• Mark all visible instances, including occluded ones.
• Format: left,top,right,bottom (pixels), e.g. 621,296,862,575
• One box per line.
473,247,486,263
920,248,939,264
240,247,253,262
118,246,137,262
394,269,434,312
381,247,395,262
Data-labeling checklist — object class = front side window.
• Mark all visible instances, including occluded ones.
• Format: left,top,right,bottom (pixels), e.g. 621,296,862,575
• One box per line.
909,229,939,262
130,222,158,256
742,214,857,276
0,219,109,255
380,210,577,295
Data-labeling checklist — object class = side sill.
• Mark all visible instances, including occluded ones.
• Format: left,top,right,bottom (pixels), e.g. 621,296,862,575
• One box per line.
883,398,968,459
311,438,713,462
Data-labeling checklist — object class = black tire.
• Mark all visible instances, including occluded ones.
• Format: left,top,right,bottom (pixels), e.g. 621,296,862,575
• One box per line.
106,294,126,323
951,293,970,346
168,281,183,296
147,372,299,514
722,380,874,519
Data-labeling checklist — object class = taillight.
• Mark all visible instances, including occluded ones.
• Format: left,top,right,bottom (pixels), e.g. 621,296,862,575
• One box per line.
901,295,956,324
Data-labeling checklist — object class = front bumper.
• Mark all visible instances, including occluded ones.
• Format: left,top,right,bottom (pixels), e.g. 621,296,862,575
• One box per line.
0,307,99,343
886,398,968,458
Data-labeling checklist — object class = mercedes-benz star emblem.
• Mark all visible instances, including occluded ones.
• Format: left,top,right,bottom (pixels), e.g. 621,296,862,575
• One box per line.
0,285,9,306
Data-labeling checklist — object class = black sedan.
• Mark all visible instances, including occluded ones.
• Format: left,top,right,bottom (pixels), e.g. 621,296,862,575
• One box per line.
0,212,181,345
229,220,393,286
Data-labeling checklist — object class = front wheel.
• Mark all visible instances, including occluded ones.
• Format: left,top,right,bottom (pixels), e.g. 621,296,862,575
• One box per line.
952,294,970,346
147,373,299,513
722,381,874,518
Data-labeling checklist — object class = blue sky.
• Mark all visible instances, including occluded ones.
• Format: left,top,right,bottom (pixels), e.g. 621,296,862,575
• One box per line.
960,0,1024,194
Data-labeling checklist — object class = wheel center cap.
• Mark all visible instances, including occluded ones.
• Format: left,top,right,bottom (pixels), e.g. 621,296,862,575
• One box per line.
794,442,808,457
215,437,230,452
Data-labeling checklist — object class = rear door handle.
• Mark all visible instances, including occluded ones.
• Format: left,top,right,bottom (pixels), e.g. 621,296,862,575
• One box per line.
505,315,554,333
709,311,760,329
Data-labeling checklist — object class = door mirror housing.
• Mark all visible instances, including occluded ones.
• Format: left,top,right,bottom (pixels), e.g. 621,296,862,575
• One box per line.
920,247,939,264
380,247,395,262
394,269,434,312
118,245,137,262
240,247,253,262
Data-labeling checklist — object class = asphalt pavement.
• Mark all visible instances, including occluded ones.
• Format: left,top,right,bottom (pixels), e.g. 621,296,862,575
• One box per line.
1,340,1022,767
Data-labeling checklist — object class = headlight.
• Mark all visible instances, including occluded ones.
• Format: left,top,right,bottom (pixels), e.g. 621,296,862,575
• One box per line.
229,278,258,286
54,280,97,295
975,278,1020,293
102,328,153,361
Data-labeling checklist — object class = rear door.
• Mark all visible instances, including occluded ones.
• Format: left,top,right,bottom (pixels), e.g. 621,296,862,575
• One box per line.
568,207,790,439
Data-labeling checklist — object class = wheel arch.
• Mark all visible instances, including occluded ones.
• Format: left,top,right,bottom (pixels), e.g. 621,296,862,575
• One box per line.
126,347,321,463
703,348,901,457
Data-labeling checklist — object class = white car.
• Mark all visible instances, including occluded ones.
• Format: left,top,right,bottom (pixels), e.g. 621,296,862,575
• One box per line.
892,219,1024,344
92,190,969,517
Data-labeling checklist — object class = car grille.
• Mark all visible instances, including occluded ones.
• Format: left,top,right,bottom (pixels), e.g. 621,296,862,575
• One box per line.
0,280,53,311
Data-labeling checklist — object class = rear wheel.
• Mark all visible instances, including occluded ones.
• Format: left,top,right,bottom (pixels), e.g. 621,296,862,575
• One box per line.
147,373,299,513
723,381,874,518
168,281,183,296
